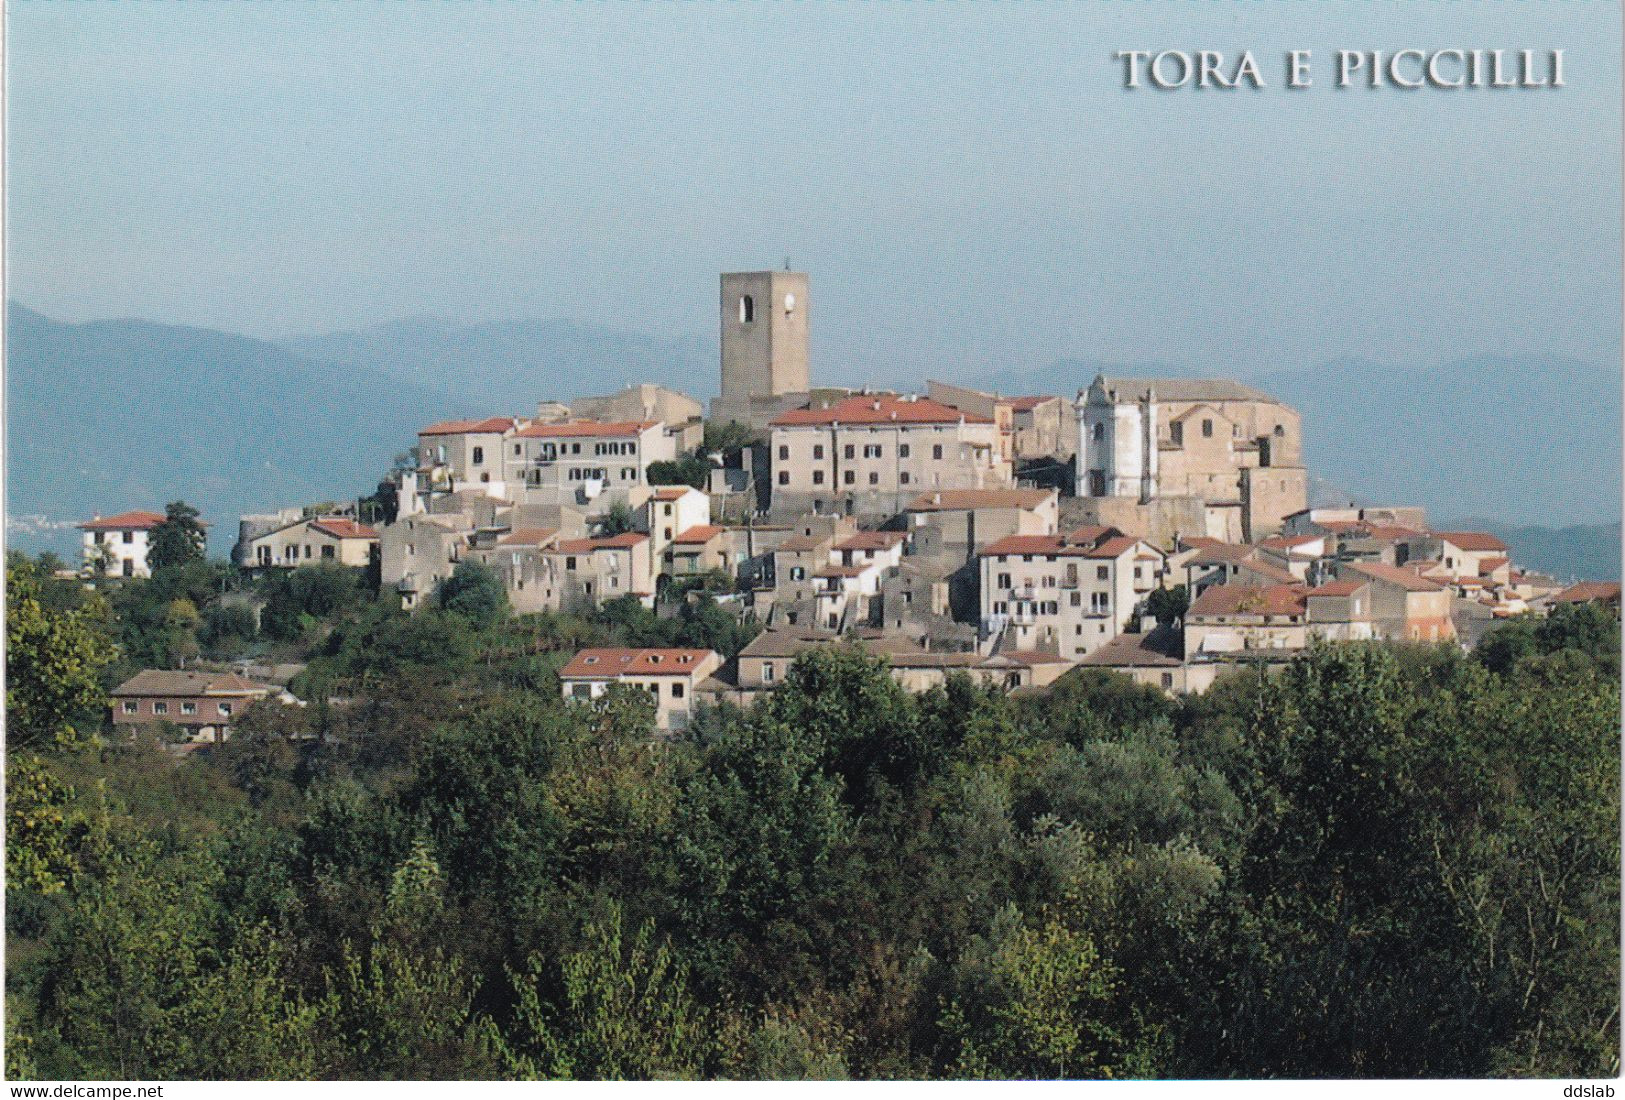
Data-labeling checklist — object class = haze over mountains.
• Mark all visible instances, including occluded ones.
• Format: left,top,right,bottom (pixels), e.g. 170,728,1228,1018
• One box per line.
7,303,1620,580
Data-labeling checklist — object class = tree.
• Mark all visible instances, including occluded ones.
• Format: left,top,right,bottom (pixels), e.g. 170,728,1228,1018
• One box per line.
497,902,709,1080
436,560,508,629
1144,585,1188,628
600,500,637,537
5,560,116,750
146,501,208,572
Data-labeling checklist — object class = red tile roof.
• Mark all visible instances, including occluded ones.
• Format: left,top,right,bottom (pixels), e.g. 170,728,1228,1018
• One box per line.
113,669,274,697
1346,561,1446,592
1238,558,1300,585
309,517,378,540
771,394,993,427
652,486,698,501
1007,395,1056,412
1258,534,1321,551
1188,584,1308,618
1552,581,1622,604
1435,531,1508,552
1477,556,1510,574
672,524,725,546
78,510,167,531
497,527,559,547
515,419,658,438
419,417,518,436
834,531,907,551
559,647,716,678
556,532,649,553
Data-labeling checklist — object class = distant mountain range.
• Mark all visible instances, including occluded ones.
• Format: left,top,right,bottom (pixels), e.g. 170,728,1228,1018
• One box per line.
285,316,715,411
5,304,466,558
7,302,1619,580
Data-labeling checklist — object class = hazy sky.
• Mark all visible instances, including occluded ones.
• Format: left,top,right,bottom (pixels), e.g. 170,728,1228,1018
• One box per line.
7,2,1621,383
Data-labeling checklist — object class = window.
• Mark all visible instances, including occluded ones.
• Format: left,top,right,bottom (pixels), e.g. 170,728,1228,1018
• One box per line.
899,444,910,458
779,445,789,460
572,683,592,698
813,444,824,460
182,701,197,715
472,446,484,464
844,471,855,485
740,295,755,323
1161,673,1174,689
671,682,685,699
1091,423,1104,442
813,471,825,485
122,700,137,715
1070,592,1081,607
122,560,134,578
863,444,882,458
1090,592,1109,614
566,556,577,570
1273,424,1285,437
664,528,673,540
480,472,491,483
868,472,879,485
1170,421,1183,445
154,702,168,715
932,444,943,460
514,443,522,456
790,566,806,581
1096,565,1109,580
122,531,134,544
900,472,911,485
1202,419,1213,438
763,661,775,682
844,444,855,460
778,471,790,486
322,545,336,560
304,545,312,559
997,572,1012,588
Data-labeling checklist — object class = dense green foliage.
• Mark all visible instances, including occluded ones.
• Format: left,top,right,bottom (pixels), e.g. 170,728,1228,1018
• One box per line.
5,557,1619,1081
146,501,209,573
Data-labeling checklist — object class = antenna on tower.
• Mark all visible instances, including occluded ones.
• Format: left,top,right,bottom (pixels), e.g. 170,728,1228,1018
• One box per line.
784,255,791,271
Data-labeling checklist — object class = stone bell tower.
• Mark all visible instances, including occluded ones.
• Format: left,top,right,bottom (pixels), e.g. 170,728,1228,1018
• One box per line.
718,269,810,412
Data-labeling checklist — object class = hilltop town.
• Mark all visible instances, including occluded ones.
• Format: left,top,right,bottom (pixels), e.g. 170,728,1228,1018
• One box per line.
77,269,1618,737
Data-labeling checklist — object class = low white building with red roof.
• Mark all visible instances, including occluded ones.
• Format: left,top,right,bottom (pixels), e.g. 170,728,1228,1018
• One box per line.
78,509,169,578
558,647,722,731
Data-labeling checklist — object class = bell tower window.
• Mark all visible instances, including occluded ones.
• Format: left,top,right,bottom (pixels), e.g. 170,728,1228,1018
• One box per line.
739,295,755,323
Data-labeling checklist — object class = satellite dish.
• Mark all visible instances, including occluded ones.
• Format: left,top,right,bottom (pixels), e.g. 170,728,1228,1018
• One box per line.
784,293,796,312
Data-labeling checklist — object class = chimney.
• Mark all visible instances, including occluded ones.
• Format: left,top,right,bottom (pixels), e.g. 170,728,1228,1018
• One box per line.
932,492,941,505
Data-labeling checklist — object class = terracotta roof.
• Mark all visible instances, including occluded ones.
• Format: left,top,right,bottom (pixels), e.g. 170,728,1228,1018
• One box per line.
1552,581,1622,604
113,670,274,697
78,510,168,531
672,524,725,546
1258,534,1321,551
986,648,1073,667
514,419,658,439
1088,535,1143,559
559,647,716,679
309,517,378,540
496,527,559,547
980,534,1070,557
1306,580,1366,598
834,531,907,552
1435,531,1507,552
1079,626,1185,668
1345,561,1446,592
1364,524,1425,541
652,486,698,501
771,394,993,427
419,417,517,436
555,532,649,553
1179,536,1228,550
1188,584,1308,618
1188,542,1256,565
1477,556,1510,574
906,488,1054,512
1237,558,1300,585
1007,395,1056,412
1090,376,1278,404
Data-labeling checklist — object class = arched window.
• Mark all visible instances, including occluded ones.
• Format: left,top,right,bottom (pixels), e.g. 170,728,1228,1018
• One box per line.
1273,424,1285,437
739,295,755,323
1091,422,1104,442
